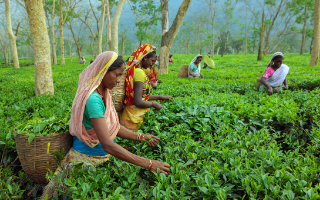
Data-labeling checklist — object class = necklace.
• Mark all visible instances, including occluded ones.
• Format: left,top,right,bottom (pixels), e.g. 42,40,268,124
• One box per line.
95,88,104,102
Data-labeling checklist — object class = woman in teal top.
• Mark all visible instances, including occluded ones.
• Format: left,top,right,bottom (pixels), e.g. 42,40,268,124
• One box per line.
188,54,204,78
41,52,170,200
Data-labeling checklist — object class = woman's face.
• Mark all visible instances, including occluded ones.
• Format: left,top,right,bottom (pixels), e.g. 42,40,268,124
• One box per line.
102,63,125,89
152,55,157,66
141,56,153,69
273,57,283,68
195,57,202,64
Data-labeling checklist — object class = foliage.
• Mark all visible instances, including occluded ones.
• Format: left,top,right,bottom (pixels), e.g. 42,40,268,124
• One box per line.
128,0,161,45
1,54,320,199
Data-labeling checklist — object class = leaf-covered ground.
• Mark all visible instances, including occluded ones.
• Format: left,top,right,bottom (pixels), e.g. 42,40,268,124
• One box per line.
1,53,320,199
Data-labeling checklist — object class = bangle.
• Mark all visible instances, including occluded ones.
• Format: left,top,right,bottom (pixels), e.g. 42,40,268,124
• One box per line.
159,96,162,100
148,160,153,171
152,102,155,107
137,133,141,142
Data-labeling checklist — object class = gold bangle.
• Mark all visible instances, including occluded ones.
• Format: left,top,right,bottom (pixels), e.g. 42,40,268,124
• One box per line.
148,160,152,171
137,134,141,141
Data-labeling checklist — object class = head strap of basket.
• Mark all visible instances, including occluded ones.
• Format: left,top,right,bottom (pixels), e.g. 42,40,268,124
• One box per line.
124,44,156,105
70,51,121,148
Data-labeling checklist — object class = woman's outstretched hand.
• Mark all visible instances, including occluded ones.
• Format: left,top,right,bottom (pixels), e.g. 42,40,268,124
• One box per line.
268,87,273,96
142,135,160,147
161,96,173,100
153,102,162,110
150,160,170,175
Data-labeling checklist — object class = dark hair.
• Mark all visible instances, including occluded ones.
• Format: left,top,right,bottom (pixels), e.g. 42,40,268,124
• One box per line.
196,55,203,59
272,55,284,61
146,51,156,58
108,55,125,71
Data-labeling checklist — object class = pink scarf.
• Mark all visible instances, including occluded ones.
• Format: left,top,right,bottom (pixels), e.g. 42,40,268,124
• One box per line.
69,51,120,148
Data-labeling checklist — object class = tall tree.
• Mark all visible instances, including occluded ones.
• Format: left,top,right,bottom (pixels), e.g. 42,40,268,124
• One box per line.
50,0,58,65
105,0,115,51
158,0,191,74
221,0,238,57
288,0,314,54
59,0,76,65
98,0,106,54
310,0,320,66
23,0,54,95
258,10,265,61
203,0,218,57
5,0,20,68
128,0,161,46
110,0,126,53
59,0,64,64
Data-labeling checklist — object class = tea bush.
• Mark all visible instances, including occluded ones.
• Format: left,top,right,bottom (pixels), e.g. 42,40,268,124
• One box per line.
1,53,320,199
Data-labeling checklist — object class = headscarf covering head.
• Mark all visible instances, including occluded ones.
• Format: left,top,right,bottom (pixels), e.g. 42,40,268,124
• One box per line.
268,52,284,67
70,51,121,147
124,44,155,105
190,54,202,65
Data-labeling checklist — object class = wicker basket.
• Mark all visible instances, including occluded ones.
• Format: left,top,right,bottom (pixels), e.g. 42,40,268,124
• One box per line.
109,70,127,114
178,65,189,78
14,131,72,184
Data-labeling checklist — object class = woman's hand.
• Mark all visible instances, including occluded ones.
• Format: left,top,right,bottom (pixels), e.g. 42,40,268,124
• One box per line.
157,79,163,83
150,82,157,89
284,85,288,90
141,135,160,147
150,160,170,175
161,96,173,100
268,87,273,96
153,102,162,110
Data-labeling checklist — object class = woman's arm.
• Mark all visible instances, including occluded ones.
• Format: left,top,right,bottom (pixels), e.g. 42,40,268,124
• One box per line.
117,126,159,147
189,68,196,77
283,78,288,90
91,118,170,174
260,77,273,95
149,95,173,100
134,82,162,110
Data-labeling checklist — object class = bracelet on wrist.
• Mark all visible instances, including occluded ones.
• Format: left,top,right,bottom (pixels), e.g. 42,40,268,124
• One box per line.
152,102,155,107
159,96,162,100
148,160,153,171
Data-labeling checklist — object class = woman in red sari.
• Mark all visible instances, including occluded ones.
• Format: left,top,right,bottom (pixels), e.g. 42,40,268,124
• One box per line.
120,44,172,131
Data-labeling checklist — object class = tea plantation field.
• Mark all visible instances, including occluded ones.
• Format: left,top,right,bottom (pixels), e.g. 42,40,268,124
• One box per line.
1,54,320,199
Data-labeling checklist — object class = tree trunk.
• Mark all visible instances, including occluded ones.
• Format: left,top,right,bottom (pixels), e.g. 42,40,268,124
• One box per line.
221,27,230,57
51,0,57,65
300,3,308,55
159,0,191,74
245,35,248,54
121,34,125,56
106,0,112,50
258,11,265,61
211,24,215,57
24,0,54,95
110,0,125,53
69,23,81,59
98,0,106,54
60,0,65,65
5,0,19,69
310,0,320,66
310,37,313,54
161,0,169,35
186,42,189,54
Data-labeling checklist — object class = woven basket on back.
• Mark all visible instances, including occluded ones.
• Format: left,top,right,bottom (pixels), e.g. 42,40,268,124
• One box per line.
14,131,72,184
109,70,127,115
178,65,189,78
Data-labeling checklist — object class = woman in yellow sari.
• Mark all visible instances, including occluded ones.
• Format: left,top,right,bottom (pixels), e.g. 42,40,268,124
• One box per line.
120,44,173,131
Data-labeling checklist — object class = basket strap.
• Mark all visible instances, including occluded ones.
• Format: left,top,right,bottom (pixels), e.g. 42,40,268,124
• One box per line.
113,92,118,108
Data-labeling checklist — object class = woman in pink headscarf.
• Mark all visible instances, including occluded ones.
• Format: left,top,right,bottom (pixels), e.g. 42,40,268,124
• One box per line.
41,51,169,200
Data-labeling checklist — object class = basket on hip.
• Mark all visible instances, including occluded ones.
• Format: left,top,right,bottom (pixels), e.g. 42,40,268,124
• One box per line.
178,65,189,78
109,70,127,115
14,131,72,184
